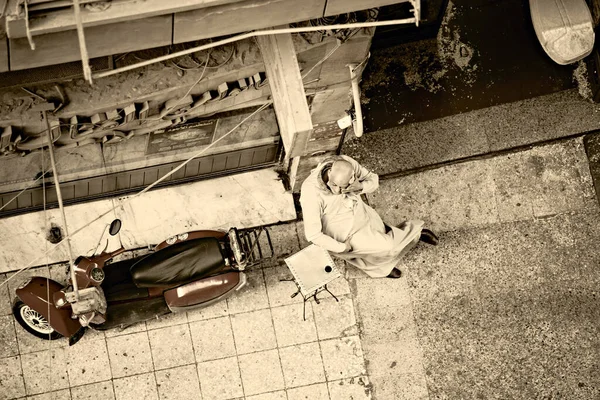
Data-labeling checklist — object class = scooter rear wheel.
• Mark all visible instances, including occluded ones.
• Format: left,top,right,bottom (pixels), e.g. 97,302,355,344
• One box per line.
13,300,62,340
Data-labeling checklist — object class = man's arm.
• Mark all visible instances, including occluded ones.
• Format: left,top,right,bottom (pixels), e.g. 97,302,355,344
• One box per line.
300,190,347,253
341,155,379,194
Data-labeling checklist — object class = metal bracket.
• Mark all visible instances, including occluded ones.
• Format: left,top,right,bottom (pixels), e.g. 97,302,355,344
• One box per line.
23,0,35,50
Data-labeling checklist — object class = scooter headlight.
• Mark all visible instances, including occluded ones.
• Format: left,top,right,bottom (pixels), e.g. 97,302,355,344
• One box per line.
90,267,105,283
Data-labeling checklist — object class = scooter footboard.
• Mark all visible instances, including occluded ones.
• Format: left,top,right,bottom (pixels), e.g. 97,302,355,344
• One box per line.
165,272,246,312
15,277,82,338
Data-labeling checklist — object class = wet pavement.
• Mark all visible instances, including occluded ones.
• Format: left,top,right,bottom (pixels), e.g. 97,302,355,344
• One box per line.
362,0,578,132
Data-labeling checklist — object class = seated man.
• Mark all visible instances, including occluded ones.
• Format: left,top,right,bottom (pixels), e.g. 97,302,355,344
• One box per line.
299,155,438,278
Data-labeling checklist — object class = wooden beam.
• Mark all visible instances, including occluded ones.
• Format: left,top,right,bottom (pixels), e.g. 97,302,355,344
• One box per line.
256,29,312,158
5,0,242,39
173,0,325,44
0,37,8,72
256,28,312,191
9,15,171,70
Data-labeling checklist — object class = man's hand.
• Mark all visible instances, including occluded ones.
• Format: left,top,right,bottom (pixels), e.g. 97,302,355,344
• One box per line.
341,180,363,194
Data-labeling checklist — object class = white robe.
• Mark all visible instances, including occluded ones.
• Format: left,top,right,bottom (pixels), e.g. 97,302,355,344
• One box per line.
300,155,423,278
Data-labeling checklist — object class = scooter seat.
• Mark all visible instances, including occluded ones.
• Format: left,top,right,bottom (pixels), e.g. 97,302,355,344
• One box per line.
130,237,226,288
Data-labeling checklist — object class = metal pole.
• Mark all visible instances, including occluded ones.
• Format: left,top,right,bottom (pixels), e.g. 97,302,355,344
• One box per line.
72,0,93,84
43,110,79,299
93,17,418,80
348,64,364,138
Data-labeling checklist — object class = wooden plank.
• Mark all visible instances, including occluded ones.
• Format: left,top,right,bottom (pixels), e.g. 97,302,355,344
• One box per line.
324,0,410,17
0,0,9,17
29,0,108,12
0,38,8,73
6,0,243,38
173,0,325,44
256,29,312,158
9,15,171,70
304,120,343,155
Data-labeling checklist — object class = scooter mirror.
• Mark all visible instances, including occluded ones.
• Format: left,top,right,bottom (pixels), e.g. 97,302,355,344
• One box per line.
109,219,122,236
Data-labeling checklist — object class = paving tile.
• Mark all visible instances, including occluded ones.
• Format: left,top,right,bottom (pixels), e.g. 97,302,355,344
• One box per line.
0,273,12,316
113,373,158,400
187,302,228,323
226,270,269,314
286,383,330,400
295,221,311,250
75,327,105,345
64,338,111,386
155,364,202,400
0,356,26,399
21,348,69,395
145,311,187,330
363,338,426,378
0,315,18,358
15,321,67,355
230,309,276,354
313,297,358,340
327,376,372,400
271,303,318,347
279,342,326,388
70,380,116,400
320,336,366,381
106,332,153,378
197,356,243,400
238,349,284,396
245,391,287,400
26,388,71,399
353,278,415,342
148,324,195,370
262,224,300,259
370,372,429,400
264,266,304,308
189,316,236,362
104,322,146,338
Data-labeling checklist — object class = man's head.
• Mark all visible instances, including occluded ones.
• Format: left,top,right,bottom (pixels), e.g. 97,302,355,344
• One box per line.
327,160,355,194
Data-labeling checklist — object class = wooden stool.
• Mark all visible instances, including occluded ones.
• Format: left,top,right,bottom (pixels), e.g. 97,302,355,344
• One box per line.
283,245,341,320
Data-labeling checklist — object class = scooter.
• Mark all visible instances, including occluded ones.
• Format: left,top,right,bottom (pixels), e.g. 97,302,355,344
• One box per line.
12,220,273,345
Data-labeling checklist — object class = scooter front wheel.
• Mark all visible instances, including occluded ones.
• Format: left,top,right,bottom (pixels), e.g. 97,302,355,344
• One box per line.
13,300,62,340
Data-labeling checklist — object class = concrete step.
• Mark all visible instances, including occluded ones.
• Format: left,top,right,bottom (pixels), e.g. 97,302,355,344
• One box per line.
344,89,600,177
366,137,598,234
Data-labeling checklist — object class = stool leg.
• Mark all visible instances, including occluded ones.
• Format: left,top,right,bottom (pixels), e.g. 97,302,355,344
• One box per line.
303,299,307,321
324,284,339,302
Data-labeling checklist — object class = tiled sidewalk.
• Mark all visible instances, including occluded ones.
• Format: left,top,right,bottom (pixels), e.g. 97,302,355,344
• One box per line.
0,225,372,400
